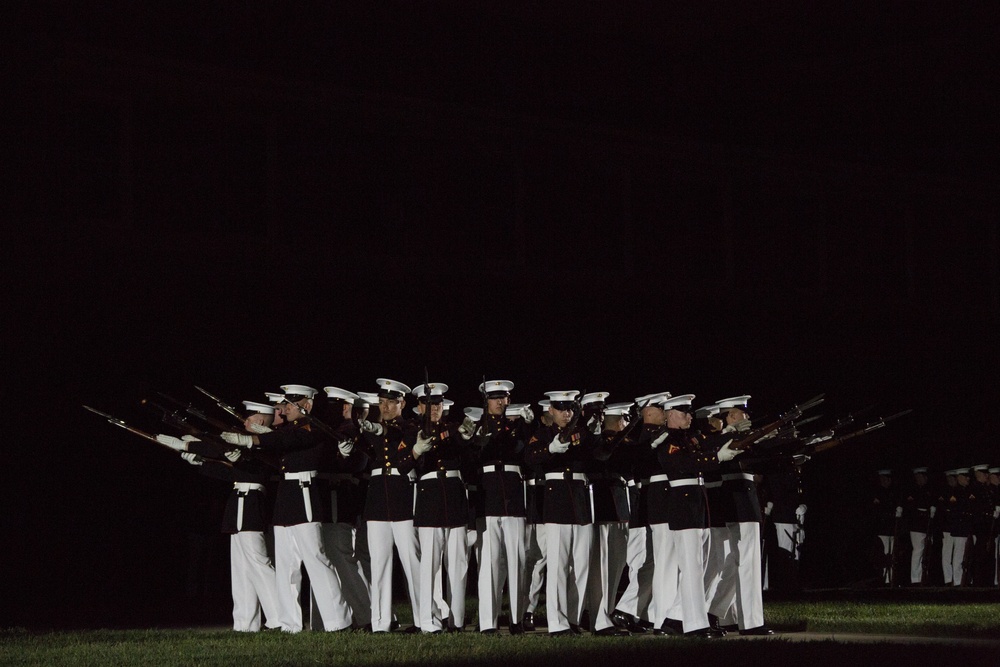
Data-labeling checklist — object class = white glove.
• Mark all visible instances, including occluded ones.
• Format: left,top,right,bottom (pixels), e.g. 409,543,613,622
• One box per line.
795,504,807,524
247,423,272,434
358,420,384,436
224,450,242,463
733,418,752,433
548,435,570,454
649,431,668,450
764,501,774,517
221,432,254,447
792,454,811,466
895,506,903,518
413,432,434,458
459,416,478,440
180,452,203,466
994,506,1000,519
521,406,535,423
717,440,743,462
338,439,354,458
155,434,187,452
586,415,601,435
181,435,201,443
929,506,937,518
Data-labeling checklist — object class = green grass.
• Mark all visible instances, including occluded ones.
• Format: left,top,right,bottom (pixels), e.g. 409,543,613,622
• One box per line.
764,600,1000,637
3,600,1000,667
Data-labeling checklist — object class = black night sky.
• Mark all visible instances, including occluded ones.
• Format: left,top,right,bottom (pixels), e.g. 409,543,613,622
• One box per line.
5,2,999,627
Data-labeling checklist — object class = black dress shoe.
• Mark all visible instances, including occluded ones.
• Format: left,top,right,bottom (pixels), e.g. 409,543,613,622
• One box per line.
509,623,525,635
721,623,739,633
569,624,583,635
685,627,723,639
739,626,775,636
446,625,464,633
639,620,654,631
399,625,420,634
521,612,535,632
707,614,727,636
593,627,631,637
611,610,645,633
422,629,442,635
389,620,400,631
654,618,684,636
480,628,498,635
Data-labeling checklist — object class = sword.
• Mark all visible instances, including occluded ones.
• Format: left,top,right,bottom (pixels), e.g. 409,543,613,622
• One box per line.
83,405,170,448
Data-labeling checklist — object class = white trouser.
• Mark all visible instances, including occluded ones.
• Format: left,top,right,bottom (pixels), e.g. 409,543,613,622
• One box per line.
230,531,282,632
418,526,469,632
273,523,352,632
727,522,764,629
703,526,732,618
478,515,526,630
952,535,969,586
650,523,680,628
523,523,547,614
585,522,628,631
673,528,710,633
909,531,927,584
878,535,895,583
545,522,593,633
367,520,421,632
311,523,370,628
941,531,954,584
615,525,655,622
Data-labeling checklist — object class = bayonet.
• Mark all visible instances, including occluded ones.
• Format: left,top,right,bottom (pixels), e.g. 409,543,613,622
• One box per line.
194,385,247,426
83,405,168,447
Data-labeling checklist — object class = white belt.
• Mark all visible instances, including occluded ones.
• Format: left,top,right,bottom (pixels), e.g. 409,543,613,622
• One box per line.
648,474,670,484
526,479,542,486
721,473,755,482
545,472,589,482
371,467,403,476
482,464,522,475
669,478,704,488
234,482,265,493
233,483,264,532
705,481,723,489
284,471,319,482
627,479,641,488
419,470,463,481
284,471,318,522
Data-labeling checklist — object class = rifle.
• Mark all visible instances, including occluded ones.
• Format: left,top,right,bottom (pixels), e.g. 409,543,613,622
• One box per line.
194,385,248,428
888,514,902,587
83,405,174,449
604,398,654,449
729,394,825,451
921,525,934,585
153,390,234,432
422,367,434,438
140,398,227,444
810,409,913,454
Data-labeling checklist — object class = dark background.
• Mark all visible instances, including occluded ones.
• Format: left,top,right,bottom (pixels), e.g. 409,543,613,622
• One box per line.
4,2,999,627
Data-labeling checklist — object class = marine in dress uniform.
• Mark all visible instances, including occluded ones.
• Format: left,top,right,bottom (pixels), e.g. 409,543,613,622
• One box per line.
902,466,936,585
612,392,671,634
712,396,772,635
524,390,606,636
968,464,994,585
156,400,282,632
872,469,902,584
763,457,807,592
653,394,740,637
411,382,472,633
521,399,551,631
221,385,354,633
946,468,973,586
583,397,632,636
939,470,959,584
312,387,371,630
354,379,421,632
464,380,533,634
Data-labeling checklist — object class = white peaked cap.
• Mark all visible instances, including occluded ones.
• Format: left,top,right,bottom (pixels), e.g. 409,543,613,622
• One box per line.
661,394,696,410
265,392,285,403
356,392,378,405
545,390,580,404
538,399,551,409
505,403,529,417
464,407,484,421
324,387,359,402
715,395,751,410
605,402,633,416
581,392,609,406
412,382,449,399
376,378,412,398
480,380,515,395
280,384,318,399
242,400,275,414
695,404,720,419
635,392,671,407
